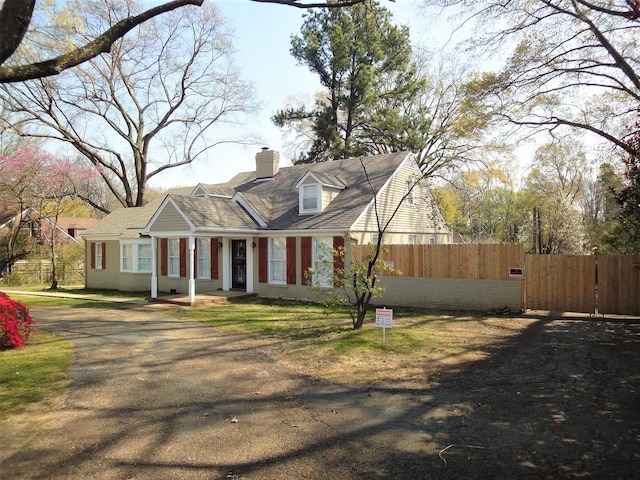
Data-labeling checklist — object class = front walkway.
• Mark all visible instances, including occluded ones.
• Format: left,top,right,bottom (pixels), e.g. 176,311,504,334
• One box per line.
151,290,257,306
1,288,256,307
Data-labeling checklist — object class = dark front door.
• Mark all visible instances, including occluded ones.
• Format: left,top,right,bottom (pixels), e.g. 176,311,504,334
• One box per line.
231,239,247,290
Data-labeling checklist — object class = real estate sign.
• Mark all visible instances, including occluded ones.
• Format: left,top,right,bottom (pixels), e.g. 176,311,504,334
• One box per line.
375,308,393,328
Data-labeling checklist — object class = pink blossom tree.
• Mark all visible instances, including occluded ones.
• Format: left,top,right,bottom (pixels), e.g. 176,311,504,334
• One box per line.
0,147,97,289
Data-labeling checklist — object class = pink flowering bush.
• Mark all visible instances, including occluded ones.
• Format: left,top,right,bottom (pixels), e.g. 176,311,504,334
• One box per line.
0,292,35,348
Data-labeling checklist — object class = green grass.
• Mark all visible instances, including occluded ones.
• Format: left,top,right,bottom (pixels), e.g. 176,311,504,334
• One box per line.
0,330,73,419
179,298,443,350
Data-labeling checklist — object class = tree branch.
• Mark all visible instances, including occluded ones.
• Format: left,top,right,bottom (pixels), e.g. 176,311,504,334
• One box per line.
0,0,36,65
0,0,204,83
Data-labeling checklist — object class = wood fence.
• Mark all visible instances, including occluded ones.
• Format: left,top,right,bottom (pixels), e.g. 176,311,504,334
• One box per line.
524,255,596,314
351,244,525,280
596,255,640,315
350,244,640,316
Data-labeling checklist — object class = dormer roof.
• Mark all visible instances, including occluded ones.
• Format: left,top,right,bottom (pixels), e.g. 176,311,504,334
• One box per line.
294,170,347,190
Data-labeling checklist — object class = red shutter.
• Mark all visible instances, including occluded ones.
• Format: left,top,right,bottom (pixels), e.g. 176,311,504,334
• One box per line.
193,240,198,278
211,238,218,280
301,237,312,285
258,237,268,283
179,238,187,277
101,242,107,270
90,243,96,269
160,239,168,276
333,236,345,287
286,237,296,285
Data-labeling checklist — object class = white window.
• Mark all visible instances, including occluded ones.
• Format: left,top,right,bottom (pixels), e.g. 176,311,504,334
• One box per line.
121,244,133,271
300,183,320,214
120,240,152,273
168,238,180,277
95,243,103,270
430,235,437,245
372,233,380,246
138,244,152,272
312,237,333,287
197,238,211,279
406,178,416,206
269,237,286,284
408,234,417,245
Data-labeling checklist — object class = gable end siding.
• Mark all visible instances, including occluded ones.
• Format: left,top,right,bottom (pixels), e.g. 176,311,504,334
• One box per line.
149,203,190,232
352,164,445,240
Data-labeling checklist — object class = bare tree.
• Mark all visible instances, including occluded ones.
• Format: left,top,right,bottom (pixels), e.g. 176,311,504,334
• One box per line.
0,0,371,83
424,0,640,155
2,1,257,210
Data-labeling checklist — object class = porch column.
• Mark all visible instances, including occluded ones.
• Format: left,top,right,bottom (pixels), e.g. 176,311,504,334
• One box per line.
246,236,254,293
221,238,230,291
188,236,195,304
151,236,158,299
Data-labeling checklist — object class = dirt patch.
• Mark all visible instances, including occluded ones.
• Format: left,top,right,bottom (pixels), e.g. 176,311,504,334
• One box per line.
1,307,639,479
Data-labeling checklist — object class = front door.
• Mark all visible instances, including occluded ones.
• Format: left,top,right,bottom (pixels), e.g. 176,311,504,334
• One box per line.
231,239,247,290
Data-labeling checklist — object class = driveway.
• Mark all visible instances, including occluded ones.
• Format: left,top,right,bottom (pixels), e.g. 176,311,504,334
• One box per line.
1,305,639,479
1,305,433,480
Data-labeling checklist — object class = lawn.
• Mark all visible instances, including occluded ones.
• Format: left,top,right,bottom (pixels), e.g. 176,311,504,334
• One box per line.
173,298,532,385
0,329,73,419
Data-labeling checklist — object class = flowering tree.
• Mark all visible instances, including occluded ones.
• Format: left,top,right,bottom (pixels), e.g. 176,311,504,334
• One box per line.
0,147,97,288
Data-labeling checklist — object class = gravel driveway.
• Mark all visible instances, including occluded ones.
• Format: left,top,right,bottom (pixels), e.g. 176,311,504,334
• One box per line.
1,305,639,479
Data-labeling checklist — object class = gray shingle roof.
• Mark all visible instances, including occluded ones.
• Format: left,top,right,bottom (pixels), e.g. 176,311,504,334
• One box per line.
85,152,414,236
177,152,412,231
169,195,259,229
81,198,163,238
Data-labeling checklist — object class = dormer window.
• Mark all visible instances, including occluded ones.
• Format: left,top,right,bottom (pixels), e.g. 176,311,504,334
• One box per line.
296,170,345,215
301,184,320,213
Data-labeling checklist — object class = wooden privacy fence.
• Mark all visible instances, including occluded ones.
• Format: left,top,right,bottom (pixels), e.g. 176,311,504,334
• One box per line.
524,255,596,314
524,254,640,315
598,255,640,315
350,243,525,280
350,244,640,316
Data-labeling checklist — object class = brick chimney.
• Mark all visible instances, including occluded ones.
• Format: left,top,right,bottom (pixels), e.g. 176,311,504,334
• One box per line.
255,148,280,180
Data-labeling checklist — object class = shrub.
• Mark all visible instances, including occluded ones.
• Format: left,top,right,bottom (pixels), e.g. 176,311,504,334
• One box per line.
0,292,35,348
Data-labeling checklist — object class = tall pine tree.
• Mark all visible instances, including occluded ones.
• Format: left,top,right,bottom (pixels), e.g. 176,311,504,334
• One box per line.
273,0,428,163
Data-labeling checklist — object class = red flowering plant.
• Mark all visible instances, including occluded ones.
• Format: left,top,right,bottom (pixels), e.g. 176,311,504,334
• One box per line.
0,292,35,348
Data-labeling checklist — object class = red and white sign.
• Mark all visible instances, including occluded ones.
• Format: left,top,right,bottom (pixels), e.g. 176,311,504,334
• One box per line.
375,308,393,328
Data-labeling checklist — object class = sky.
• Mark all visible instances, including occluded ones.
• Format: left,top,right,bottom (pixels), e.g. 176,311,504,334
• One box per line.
149,0,456,189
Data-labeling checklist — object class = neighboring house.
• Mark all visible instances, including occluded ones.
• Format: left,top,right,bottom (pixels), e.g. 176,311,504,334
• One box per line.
0,206,97,247
81,150,451,302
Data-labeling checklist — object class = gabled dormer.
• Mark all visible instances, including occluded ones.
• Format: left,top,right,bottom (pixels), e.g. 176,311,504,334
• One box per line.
295,171,345,215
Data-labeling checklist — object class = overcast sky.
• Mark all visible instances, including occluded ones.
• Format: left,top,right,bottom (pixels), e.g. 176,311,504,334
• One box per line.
149,0,455,189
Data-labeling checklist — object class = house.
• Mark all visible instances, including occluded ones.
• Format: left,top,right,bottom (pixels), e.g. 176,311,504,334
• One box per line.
81,150,451,303
0,206,97,248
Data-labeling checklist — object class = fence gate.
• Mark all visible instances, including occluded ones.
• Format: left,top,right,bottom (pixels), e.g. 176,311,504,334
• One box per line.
524,255,597,314
598,255,640,315
525,254,640,316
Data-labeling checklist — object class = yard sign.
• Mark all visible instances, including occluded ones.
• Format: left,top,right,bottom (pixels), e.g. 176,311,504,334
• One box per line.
375,308,393,344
